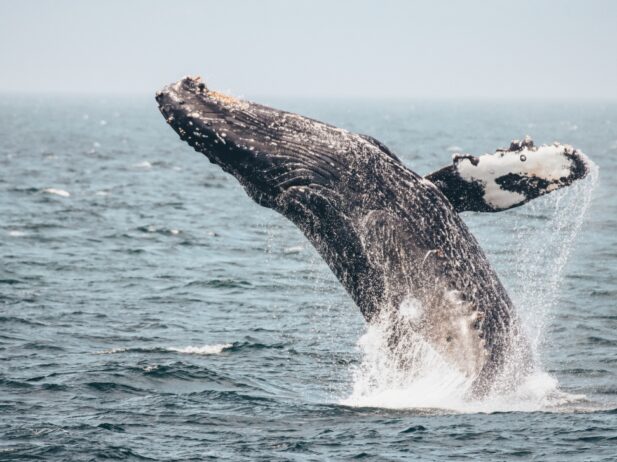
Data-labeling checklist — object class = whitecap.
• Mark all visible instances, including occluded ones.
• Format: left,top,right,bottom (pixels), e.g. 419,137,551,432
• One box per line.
95,347,128,354
43,188,70,197
168,344,233,355
283,245,304,254
94,343,232,356
133,161,152,169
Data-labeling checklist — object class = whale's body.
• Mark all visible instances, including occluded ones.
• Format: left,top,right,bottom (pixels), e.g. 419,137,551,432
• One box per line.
156,77,590,396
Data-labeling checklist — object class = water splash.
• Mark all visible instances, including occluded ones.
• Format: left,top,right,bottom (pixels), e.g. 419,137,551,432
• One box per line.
343,160,598,413
511,160,599,360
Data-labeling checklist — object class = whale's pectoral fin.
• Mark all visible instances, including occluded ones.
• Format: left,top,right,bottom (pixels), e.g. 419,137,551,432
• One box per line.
425,137,591,212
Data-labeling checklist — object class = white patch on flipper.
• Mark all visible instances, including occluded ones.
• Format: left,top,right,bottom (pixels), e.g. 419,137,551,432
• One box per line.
456,142,576,210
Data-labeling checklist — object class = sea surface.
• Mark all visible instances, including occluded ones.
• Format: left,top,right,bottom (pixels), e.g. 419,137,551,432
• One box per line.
1,95,616,461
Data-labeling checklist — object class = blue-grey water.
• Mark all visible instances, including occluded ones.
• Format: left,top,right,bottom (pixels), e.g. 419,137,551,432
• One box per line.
1,95,616,461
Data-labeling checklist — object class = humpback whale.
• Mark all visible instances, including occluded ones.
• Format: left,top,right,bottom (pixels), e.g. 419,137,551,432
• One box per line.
155,76,590,397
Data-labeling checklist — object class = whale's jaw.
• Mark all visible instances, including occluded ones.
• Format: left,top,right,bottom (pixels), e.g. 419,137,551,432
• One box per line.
156,76,277,207
156,76,355,211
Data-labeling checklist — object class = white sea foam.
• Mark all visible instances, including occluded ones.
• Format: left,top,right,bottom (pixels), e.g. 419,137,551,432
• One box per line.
342,320,585,413
342,322,473,411
95,343,233,355
8,230,26,237
133,161,152,169
169,344,233,355
342,159,598,413
283,245,304,254
43,188,70,197
95,347,128,354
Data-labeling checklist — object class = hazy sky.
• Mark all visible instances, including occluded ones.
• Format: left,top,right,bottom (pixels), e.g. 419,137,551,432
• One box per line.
1,0,616,98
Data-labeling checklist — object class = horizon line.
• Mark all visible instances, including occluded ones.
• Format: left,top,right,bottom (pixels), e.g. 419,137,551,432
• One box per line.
1,90,617,103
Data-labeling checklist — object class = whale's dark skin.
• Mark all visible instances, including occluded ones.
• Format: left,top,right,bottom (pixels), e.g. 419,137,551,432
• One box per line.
155,76,584,396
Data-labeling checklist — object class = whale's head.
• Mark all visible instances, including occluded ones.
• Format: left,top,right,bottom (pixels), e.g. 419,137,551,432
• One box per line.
431,136,591,212
156,76,346,210
157,79,266,178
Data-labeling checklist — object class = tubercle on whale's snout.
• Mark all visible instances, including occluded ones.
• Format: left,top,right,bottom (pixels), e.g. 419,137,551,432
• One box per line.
156,78,218,137
156,76,243,112
156,77,253,148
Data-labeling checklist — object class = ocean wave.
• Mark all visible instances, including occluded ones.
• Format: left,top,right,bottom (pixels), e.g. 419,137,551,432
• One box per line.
136,225,182,236
133,160,152,169
184,278,252,289
96,343,232,356
283,245,304,254
137,362,233,381
85,381,144,393
0,316,46,327
95,340,286,357
168,343,233,355
42,188,70,197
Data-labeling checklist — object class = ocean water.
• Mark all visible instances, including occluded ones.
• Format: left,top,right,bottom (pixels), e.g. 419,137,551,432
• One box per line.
1,95,616,461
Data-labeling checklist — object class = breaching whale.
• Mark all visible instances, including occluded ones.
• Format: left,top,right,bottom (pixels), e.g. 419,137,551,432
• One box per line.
156,76,590,397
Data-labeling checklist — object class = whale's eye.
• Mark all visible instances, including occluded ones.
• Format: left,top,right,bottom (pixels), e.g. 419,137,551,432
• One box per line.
520,154,527,162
